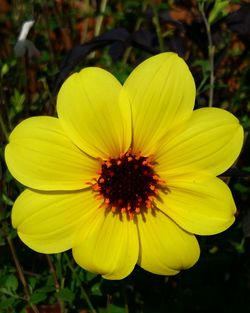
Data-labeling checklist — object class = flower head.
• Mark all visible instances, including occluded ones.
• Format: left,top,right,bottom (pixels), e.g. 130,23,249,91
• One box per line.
5,53,243,279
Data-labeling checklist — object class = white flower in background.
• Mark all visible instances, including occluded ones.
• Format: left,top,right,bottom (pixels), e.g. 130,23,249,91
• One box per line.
14,20,40,58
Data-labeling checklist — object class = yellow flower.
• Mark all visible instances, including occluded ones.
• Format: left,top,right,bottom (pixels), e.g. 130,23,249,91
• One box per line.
5,53,243,280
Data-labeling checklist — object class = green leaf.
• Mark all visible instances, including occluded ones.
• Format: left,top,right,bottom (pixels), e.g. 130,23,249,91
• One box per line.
86,271,98,281
30,291,47,304
5,274,18,292
91,283,102,296
2,194,14,206
28,276,37,292
109,304,126,313
57,288,75,302
230,239,245,254
10,89,25,113
38,285,55,293
99,305,126,313
208,0,229,25
0,297,16,309
1,63,9,77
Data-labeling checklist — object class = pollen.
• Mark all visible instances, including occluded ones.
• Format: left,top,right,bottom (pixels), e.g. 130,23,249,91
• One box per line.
91,150,166,219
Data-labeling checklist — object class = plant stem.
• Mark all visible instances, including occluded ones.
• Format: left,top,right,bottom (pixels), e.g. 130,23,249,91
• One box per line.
199,2,215,107
6,234,40,313
151,3,164,52
94,0,108,37
64,253,97,313
0,114,9,142
0,289,26,300
81,0,90,43
46,255,64,313
89,0,108,60
122,1,148,65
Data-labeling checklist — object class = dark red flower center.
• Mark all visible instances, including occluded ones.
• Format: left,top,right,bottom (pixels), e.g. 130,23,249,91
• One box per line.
91,150,165,219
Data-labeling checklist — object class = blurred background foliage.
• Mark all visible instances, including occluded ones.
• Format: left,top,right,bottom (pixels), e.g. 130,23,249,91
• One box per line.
0,0,250,312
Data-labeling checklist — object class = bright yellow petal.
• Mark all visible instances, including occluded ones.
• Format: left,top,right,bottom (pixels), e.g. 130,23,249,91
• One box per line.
137,210,200,275
12,188,102,253
156,107,244,177
73,213,139,280
157,176,236,235
5,117,99,190
123,52,195,155
57,67,131,159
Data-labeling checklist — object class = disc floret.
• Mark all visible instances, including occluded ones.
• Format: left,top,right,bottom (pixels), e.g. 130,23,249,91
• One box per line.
91,150,165,219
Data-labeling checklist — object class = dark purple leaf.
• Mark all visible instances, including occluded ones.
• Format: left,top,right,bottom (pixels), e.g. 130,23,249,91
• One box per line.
53,28,131,93
53,28,159,93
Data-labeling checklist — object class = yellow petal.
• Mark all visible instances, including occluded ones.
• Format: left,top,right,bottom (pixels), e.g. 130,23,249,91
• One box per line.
157,176,236,235
137,210,200,275
57,67,131,159
12,189,102,253
123,53,195,155
73,213,139,280
5,117,99,190
156,107,244,177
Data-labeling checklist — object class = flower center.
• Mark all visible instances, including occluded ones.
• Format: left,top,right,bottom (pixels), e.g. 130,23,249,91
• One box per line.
91,150,166,219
